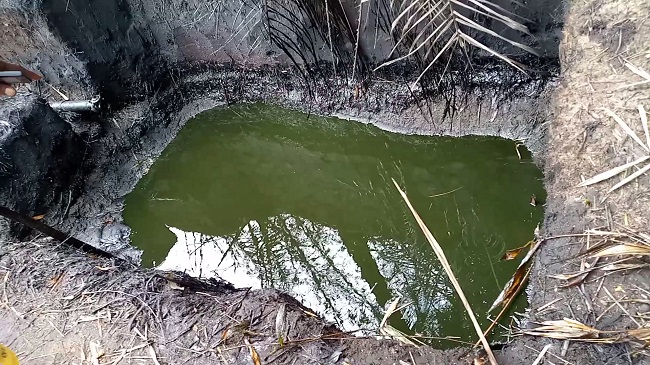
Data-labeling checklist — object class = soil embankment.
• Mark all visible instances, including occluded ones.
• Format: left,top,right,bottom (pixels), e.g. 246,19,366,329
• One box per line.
1,0,648,364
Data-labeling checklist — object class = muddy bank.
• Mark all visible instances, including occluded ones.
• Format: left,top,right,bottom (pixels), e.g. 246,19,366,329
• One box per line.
0,95,85,238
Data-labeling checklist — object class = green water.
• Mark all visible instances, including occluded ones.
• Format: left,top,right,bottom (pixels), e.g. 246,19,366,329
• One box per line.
123,103,545,346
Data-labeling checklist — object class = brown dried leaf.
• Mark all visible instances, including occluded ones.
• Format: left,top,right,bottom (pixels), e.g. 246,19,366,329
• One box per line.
490,263,532,313
489,240,541,312
48,272,65,289
249,342,261,365
550,258,598,287
563,271,593,287
501,241,532,261
628,327,650,342
220,326,230,343
32,214,45,220
549,272,584,281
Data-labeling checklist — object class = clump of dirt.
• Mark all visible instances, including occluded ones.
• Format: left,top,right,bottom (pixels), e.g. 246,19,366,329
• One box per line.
0,95,85,239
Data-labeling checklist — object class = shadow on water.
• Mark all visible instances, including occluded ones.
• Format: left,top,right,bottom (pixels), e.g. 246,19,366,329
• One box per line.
123,103,545,347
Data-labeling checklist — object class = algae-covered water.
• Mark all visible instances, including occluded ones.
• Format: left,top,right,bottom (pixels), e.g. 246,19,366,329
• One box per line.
123,104,545,346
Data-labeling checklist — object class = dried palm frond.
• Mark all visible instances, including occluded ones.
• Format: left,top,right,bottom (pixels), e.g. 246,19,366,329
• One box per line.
617,62,650,90
547,230,649,286
376,0,538,85
524,318,650,346
578,229,650,260
523,318,601,340
473,236,539,347
588,242,650,258
605,108,650,153
601,262,650,272
577,156,650,188
489,239,541,312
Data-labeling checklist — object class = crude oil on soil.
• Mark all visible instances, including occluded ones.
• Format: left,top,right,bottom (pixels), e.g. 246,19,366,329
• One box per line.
123,103,545,346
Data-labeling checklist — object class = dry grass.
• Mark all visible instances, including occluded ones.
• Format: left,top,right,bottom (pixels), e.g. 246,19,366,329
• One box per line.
577,101,650,194
549,228,650,290
541,227,650,358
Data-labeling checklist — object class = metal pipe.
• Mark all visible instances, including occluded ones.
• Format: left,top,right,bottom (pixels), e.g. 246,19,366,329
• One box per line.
50,96,100,112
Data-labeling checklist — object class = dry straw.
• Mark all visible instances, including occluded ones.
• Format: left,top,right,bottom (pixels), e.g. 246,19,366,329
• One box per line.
393,178,498,365
524,318,650,345
578,106,650,193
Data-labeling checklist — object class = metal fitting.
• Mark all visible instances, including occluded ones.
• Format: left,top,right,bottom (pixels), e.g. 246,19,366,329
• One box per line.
50,96,101,112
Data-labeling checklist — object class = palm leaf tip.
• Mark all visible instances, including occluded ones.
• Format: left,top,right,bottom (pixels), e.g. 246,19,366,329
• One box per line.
379,0,539,80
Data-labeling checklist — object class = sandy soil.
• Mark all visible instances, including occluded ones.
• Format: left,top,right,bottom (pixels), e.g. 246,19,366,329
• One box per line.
513,0,650,363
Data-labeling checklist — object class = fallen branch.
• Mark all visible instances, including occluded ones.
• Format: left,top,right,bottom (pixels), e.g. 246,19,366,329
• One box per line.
0,206,114,259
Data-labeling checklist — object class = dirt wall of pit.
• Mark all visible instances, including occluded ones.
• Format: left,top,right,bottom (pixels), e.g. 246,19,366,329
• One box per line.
0,95,85,237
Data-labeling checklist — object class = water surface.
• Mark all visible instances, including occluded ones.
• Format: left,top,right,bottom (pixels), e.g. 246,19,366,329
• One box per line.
123,104,545,346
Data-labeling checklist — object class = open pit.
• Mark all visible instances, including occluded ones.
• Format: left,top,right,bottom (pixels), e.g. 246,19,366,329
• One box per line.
2,0,649,363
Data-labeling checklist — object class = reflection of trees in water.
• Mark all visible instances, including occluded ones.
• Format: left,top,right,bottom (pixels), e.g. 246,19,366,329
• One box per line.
368,237,453,335
161,214,382,331
162,203,501,338
367,219,508,338
250,215,388,330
